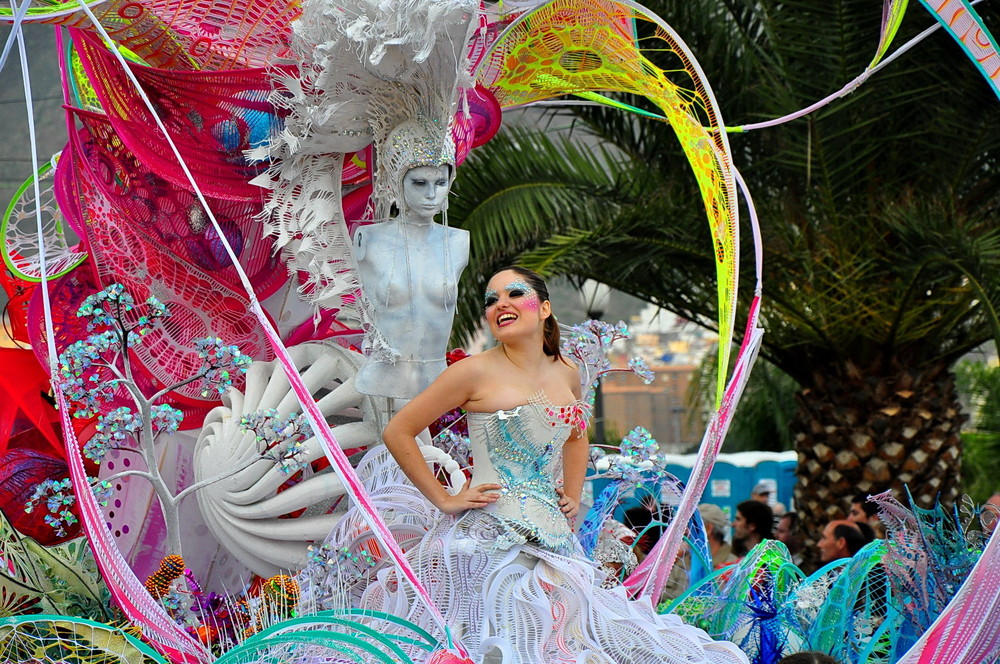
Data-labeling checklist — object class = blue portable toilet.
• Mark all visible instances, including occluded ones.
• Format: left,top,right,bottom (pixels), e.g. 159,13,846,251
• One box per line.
600,451,797,538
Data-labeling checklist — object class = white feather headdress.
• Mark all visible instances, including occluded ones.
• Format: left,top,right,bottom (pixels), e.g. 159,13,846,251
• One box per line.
251,0,477,312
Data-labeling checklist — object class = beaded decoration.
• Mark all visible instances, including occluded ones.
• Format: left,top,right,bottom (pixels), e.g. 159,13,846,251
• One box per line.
144,555,185,599
558,319,653,426
528,390,592,431
376,116,457,219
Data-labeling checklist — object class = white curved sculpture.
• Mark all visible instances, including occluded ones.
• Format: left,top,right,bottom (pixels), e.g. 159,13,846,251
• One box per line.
194,342,377,576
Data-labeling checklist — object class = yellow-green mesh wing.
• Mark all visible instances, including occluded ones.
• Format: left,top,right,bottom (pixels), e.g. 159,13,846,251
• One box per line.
0,615,166,664
870,0,910,68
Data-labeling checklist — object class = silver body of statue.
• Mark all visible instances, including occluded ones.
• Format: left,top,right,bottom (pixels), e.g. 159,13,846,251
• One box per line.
354,164,469,399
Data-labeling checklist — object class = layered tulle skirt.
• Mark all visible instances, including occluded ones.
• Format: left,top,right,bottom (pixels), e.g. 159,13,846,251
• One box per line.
300,447,748,664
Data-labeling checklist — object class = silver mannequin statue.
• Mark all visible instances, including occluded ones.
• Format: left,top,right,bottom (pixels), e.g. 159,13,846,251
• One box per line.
354,146,470,400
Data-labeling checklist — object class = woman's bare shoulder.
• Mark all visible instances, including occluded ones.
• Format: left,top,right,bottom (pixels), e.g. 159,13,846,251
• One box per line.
437,347,504,384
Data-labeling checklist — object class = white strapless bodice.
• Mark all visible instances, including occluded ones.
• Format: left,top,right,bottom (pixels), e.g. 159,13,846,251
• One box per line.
467,394,584,554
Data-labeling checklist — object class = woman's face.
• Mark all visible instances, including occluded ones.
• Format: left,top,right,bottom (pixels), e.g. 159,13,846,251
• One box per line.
401,165,451,221
484,270,549,339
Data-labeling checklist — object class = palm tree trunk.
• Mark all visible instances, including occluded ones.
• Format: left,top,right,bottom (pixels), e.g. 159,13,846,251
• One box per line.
791,359,965,572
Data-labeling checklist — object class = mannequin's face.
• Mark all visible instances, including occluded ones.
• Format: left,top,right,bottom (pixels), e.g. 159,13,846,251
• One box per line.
401,165,451,221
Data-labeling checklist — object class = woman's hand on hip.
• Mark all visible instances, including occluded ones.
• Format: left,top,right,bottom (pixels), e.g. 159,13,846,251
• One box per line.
436,479,502,515
556,487,580,521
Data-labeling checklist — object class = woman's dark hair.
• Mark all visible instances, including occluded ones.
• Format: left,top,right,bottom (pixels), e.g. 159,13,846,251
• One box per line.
494,266,562,359
777,651,842,664
737,500,774,539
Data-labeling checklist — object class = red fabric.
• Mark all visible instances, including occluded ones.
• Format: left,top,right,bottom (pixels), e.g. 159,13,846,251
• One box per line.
52,111,277,413
52,0,299,71
0,447,81,544
72,28,290,202
428,650,475,664
25,259,215,430
0,347,61,457
0,262,37,345
65,107,284,296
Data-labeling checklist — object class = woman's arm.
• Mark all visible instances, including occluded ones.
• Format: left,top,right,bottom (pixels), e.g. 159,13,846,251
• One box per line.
382,358,500,515
558,429,588,521
557,360,588,521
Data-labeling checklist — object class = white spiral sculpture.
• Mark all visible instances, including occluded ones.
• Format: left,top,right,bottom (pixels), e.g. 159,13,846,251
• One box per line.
194,341,377,576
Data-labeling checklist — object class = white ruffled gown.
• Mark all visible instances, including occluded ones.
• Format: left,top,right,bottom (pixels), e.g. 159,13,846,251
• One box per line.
309,395,748,664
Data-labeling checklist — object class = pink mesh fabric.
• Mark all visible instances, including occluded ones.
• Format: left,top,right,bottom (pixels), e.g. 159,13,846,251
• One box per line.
25,262,100,378
66,106,283,297
897,528,1000,664
57,391,211,663
55,110,275,407
72,28,289,202
50,0,299,71
880,494,1000,664
25,264,216,428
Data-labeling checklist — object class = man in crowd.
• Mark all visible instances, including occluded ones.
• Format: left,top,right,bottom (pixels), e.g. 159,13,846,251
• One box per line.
751,480,786,521
733,500,773,558
750,481,772,504
816,519,875,563
698,503,738,569
849,492,885,538
774,512,805,567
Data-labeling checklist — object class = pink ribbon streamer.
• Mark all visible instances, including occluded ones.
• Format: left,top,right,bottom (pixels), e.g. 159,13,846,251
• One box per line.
37,19,211,664
624,297,763,601
58,394,212,663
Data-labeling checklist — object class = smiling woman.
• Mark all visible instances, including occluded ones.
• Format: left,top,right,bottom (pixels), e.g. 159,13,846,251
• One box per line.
306,266,751,664
484,267,564,361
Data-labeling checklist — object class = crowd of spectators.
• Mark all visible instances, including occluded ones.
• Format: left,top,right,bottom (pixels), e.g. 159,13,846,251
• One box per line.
600,483,998,664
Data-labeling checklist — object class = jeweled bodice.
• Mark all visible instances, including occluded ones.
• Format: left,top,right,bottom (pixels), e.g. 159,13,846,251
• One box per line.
467,393,585,554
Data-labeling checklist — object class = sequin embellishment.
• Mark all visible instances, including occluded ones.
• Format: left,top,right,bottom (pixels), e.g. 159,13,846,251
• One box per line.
528,390,592,431
465,395,586,555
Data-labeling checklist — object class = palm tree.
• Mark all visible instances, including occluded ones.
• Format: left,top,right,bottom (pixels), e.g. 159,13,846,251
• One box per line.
449,0,1000,567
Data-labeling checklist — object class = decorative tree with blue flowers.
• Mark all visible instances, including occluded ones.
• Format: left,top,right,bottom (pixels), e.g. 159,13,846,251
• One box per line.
28,283,256,556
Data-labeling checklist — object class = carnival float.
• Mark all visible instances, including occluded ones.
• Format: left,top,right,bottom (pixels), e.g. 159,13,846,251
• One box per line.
0,0,998,662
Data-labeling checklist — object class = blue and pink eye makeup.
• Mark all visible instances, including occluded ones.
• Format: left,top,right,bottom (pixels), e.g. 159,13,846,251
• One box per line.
506,281,539,311
483,280,539,311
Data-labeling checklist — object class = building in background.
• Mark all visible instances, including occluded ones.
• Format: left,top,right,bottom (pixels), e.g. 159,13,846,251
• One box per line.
600,304,717,453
